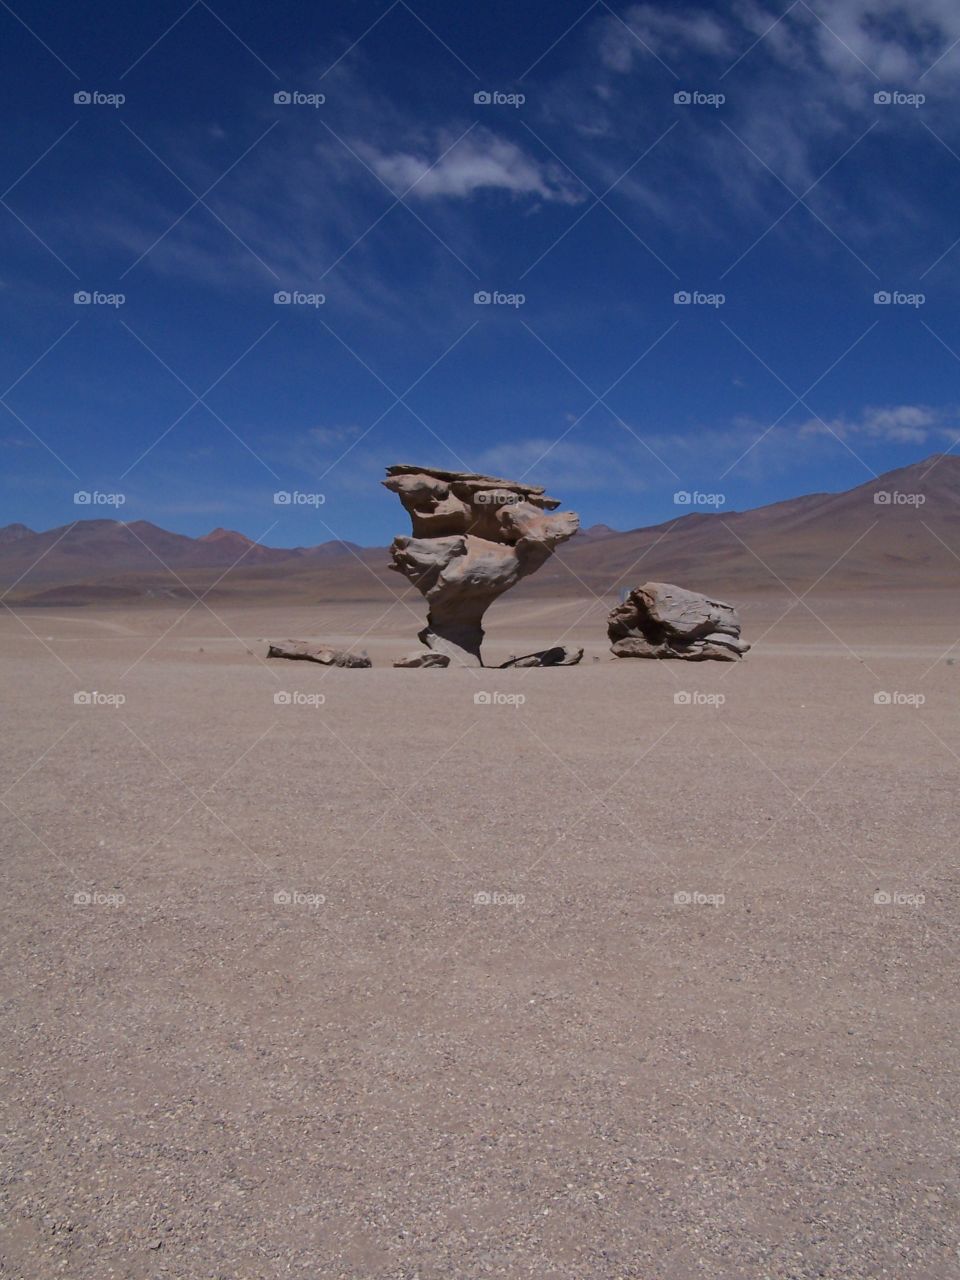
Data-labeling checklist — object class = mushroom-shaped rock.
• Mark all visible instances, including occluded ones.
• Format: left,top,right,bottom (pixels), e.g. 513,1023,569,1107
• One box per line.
383,465,579,666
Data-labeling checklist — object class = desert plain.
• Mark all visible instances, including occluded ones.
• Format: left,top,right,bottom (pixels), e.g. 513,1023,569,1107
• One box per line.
2,580,958,1279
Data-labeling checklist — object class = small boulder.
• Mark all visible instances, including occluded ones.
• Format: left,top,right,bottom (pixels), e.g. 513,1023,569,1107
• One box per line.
393,651,451,668
609,582,749,661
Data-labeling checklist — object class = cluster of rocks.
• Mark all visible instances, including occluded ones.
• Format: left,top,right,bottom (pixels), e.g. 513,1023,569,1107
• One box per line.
391,646,583,668
607,582,750,661
266,467,749,668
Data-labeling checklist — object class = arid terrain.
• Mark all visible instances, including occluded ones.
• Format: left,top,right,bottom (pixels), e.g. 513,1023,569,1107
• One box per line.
7,0,960,1268
2,585,958,1279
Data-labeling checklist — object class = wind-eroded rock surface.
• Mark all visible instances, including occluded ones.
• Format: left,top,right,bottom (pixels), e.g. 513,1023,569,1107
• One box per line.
608,582,750,661
384,465,579,666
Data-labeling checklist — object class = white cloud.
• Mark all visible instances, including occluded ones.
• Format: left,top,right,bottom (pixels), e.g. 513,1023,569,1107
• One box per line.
799,403,959,444
600,5,734,70
360,130,581,204
601,0,960,83
584,0,960,228
802,0,960,81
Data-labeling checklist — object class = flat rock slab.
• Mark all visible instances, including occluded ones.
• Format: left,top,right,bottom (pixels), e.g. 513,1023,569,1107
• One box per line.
500,646,584,668
385,464,558,505
267,641,372,668
393,651,451,668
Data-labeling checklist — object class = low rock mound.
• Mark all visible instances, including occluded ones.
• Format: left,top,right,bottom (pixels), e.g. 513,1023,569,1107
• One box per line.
267,641,371,667
393,651,451,668
608,582,749,662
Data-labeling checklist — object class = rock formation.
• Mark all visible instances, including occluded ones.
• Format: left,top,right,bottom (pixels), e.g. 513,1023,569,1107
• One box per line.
383,465,579,666
267,641,372,667
608,582,749,661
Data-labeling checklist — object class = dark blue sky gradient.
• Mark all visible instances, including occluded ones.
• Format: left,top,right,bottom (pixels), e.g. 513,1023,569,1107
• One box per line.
2,0,960,545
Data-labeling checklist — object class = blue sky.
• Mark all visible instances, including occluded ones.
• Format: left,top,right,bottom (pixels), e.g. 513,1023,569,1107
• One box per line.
3,0,960,546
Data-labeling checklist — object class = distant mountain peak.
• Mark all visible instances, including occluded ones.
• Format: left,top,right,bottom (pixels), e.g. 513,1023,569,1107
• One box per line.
199,527,256,545
0,522,35,543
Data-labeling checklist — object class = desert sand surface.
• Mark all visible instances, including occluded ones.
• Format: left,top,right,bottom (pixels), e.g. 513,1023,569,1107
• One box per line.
2,590,958,1279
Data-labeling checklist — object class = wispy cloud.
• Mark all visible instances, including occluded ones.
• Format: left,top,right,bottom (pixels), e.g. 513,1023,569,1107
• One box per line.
554,0,960,255
65,71,576,323
360,128,582,204
798,402,960,444
599,5,733,69
602,0,960,86
269,401,960,505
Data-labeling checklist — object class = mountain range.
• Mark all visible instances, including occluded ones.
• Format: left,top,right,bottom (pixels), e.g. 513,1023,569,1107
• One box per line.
2,455,958,604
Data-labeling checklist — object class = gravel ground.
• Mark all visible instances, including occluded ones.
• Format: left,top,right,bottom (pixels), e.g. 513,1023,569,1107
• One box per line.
1,594,958,1279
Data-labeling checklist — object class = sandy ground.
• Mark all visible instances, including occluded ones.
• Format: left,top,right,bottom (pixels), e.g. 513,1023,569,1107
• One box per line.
2,590,959,1279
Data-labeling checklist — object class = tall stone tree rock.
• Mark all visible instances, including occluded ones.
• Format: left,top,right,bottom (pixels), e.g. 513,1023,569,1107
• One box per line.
383,465,579,666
